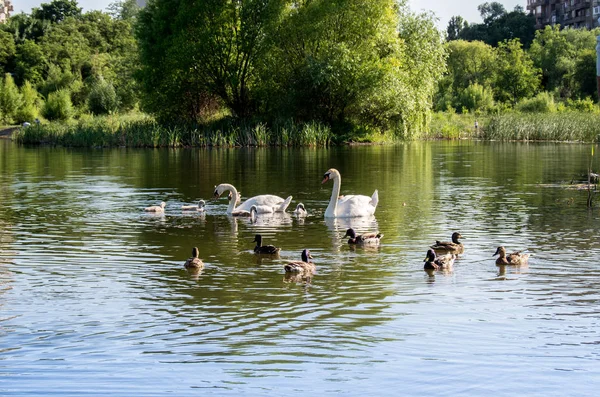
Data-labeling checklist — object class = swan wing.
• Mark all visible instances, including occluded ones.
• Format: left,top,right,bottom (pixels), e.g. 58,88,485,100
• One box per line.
335,194,377,218
236,195,285,212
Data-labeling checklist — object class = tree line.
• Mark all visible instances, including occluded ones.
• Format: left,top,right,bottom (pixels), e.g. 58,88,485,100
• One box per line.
0,0,599,139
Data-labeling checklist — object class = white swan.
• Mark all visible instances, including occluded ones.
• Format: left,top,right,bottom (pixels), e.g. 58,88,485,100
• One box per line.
213,183,292,215
321,168,378,218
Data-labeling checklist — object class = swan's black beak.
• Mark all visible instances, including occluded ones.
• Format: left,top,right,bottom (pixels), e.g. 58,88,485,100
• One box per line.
322,173,330,184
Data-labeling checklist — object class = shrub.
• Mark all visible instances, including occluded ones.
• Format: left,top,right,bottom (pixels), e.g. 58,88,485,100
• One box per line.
0,73,21,123
565,97,598,113
14,81,40,123
87,77,119,115
42,89,73,121
456,83,494,113
516,92,557,113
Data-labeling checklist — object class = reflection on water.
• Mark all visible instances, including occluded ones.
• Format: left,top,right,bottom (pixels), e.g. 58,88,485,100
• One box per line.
1,141,600,395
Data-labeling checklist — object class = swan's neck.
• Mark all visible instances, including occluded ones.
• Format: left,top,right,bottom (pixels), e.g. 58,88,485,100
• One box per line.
222,184,238,214
325,174,341,217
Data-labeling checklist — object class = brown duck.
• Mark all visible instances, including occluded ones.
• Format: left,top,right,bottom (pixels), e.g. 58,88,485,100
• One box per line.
184,247,204,269
493,246,529,266
284,249,315,274
430,232,464,254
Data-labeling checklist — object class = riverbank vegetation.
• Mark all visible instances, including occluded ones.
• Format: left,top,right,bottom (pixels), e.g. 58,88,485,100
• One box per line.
3,0,600,146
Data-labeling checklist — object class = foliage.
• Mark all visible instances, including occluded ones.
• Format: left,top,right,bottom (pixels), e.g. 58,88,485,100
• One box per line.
450,2,535,48
516,92,556,113
42,89,73,121
457,83,494,112
0,30,16,75
87,76,118,115
494,39,541,105
529,26,600,99
446,16,467,41
0,73,22,123
15,81,41,123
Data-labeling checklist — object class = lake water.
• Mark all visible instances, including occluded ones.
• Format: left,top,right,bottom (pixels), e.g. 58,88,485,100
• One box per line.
1,139,599,396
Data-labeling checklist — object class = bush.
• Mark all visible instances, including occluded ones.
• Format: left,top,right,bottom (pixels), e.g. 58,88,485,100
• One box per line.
42,89,73,121
456,83,494,113
0,73,21,123
516,92,556,113
565,97,598,113
14,81,40,123
87,77,119,115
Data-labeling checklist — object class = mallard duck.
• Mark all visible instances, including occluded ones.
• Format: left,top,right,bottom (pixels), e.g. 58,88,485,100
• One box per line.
182,200,206,211
343,228,383,245
493,246,529,266
253,234,280,255
423,249,456,271
284,249,315,274
430,232,464,254
184,247,204,269
293,203,307,217
145,201,166,212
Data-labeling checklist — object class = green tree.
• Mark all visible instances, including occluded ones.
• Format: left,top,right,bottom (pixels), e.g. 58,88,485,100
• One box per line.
457,83,494,112
0,73,22,123
445,40,496,91
494,39,540,105
446,16,467,41
0,30,16,75
14,40,46,85
136,0,286,121
33,0,82,23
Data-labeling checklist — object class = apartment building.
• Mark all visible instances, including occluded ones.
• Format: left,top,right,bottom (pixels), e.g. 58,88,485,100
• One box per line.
0,0,13,23
527,0,600,29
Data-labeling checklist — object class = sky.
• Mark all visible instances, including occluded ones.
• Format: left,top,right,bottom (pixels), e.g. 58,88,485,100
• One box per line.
14,0,525,30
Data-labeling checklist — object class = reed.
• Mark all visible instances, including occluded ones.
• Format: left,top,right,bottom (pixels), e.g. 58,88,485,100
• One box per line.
484,112,600,142
13,114,333,147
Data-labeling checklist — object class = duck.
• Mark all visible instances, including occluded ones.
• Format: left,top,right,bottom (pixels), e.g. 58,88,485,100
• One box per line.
284,249,315,274
321,168,378,218
184,247,204,269
430,232,464,254
253,234,280,255
293,203,307,217
493,246,529,266
343,228,383,245
144,201,166,212
213,183,292,214
423,249,456,271
182,200,206,212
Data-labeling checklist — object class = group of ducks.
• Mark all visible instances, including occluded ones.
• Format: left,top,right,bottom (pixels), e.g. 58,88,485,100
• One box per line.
184,228,384,277
424,232,530,272
144,167,529,277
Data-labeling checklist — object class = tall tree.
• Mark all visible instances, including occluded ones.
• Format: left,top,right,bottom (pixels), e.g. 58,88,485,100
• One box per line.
494,39,540,104
446,16,467,41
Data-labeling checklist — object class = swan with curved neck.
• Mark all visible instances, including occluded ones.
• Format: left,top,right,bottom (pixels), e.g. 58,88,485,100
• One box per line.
321,169,378,218
213,183,292,215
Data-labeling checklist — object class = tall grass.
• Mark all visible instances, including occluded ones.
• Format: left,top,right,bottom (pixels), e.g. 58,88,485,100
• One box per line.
484,112,600,142
13,115,333,147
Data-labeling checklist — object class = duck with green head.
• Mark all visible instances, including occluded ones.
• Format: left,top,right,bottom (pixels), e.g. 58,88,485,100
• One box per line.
343,228,383,245
253,234,280,255
423,249,455,271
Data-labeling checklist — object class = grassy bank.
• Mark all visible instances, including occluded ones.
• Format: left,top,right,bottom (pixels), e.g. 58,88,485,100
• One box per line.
13,115,334,147
11,111,600,147
483,112,600,142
